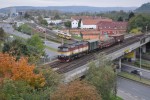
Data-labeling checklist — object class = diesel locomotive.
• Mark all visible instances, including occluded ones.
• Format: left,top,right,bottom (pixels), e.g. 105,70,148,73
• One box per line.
58,34,124,62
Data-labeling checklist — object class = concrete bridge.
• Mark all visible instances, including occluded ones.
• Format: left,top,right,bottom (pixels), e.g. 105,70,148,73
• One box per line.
63,34,150,82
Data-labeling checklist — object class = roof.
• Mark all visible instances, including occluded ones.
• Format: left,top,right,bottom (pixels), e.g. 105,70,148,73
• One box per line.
87,39,99,43
82,18,112,25
82,19,100,25
97,21,128,30
59,41,88,48
109,34,124,37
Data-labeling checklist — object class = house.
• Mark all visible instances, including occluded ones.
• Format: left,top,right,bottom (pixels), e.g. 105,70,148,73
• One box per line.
71,16,112,29
97,21,128,35
80,19,99,29
71,20,79,28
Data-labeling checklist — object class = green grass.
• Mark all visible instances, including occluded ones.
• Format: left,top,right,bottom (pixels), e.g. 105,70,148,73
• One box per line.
110,95,123,100
132,59,150,70
123,59,150,70
72,34,83,40
118,72,150,85
112,96,123,100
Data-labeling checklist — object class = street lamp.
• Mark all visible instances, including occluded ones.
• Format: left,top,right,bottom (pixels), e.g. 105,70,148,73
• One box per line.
139,38,143,80
139,44,142,69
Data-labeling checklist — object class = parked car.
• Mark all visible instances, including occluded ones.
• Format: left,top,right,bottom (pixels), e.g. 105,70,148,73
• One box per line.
131,70,140,75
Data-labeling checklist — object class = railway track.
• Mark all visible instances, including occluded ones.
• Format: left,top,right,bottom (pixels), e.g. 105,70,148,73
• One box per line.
43,34,145,74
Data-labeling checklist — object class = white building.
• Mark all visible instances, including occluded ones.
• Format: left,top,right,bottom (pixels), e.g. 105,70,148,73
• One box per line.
71,20,79,28
80,19,98,29
48,20,62,25
44,18,62,25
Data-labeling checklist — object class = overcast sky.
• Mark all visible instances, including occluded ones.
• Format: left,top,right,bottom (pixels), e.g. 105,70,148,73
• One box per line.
0,0,149,8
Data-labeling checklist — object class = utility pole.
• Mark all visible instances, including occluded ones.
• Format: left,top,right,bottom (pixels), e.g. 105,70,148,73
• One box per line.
44,29,47,42
139,39,142,80
146,25,148,34
61,38,64,45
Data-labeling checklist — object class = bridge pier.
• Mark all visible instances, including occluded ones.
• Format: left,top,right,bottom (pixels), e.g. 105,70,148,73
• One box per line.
136,44,147,55
131,50,136,61
141,45,146,53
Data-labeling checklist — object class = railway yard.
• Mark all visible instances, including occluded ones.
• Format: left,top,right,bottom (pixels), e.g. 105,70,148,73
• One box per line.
43,34,145,74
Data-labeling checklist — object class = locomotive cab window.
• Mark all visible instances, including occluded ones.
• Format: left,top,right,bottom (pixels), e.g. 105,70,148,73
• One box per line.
58,47,69,51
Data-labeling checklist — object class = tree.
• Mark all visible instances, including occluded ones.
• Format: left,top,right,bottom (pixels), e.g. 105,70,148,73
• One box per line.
40,68,60,88
0,53,45,88
85,53,117,100
51,80,102,100
38,16,48,26
2,35,45,64
78,19,82,28
24,12,30,19
54,14,60,19
128,12,135,20
117,16,123,21
2,39,28,60
18,24,32,35
0,79,33,100
27,34,45,63
41,19,48,26
128,14,150,33
64,21,71,28
0,27,6,41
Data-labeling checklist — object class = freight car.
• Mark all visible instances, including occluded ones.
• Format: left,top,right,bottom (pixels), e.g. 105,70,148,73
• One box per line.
58,34,124,62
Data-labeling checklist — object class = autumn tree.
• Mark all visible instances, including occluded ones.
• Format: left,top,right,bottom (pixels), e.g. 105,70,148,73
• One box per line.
0,53,45,88
51,80,102,100
85,52,117,100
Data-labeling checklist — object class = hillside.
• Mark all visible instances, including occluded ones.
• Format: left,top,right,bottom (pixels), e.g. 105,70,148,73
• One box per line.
0,6,137,13
135,2,150,13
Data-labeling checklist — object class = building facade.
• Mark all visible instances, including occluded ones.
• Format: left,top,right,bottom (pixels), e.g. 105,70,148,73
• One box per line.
71,20,79,28
97,21,128,35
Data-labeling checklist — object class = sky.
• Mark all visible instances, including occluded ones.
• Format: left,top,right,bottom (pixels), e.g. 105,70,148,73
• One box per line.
0,0,149,8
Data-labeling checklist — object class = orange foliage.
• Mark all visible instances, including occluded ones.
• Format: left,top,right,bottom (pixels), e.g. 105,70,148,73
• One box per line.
51,80,102,100
0,53,45,87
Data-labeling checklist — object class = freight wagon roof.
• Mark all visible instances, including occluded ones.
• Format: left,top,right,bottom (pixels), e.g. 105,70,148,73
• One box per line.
87,39,99,43
109,34,124,37
58,41,88,48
